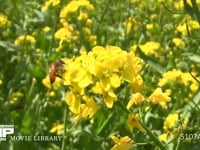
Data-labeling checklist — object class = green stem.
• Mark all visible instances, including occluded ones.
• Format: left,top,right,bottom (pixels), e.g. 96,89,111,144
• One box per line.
27,78,36,99
117,101,167,150
97,112,113,135
139,121,167,150
175,136,181,150
61,107,67,150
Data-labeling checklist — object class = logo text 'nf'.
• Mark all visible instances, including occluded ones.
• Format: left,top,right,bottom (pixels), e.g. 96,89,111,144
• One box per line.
0,125,14,141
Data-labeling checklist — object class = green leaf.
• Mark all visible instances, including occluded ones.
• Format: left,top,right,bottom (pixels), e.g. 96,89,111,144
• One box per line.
136,46,166,74
182,52,200,63
0,41,16,51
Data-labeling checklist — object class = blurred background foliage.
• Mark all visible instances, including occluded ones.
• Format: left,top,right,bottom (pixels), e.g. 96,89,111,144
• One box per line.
0,0,200,150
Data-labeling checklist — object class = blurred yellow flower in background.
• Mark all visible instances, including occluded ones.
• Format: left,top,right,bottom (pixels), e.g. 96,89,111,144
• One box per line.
49,123,64,135
176,17,199,35
159,133,168,142
0,13,11,28
172,38,185,49
9,91,24,104
159,69,199,92
139,41,161,57
14,35,36,48
42,0,60,12
60,0,94,19
111,136,133,150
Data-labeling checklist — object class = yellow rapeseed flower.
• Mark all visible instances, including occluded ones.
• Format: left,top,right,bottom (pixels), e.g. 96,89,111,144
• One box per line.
78,12,88,20
66,90,81,114
63,60,92,88
176,17,199,35
62,45,143,120
73,96,100,122
43,26,51,32
130,75,143,92
122,52,142,84
123,16,140,34
158,69,182,86
139,41,161,56
14,35,36,47
54,25,73,42
45,91,56,97
126,114,146,133
9,91,24,104
0,13,11,28
158,69,199,92
49,123,64,135
159,133,168,143
180,73,199,92
127,92,144,110
42,0,60,12
92,82,117,108
148,88,171,108
86,18,92,27
0,80,2,86
163,113,178,132
60,0,94,19
42,75,62,89
172,38,185,49
111,136,133,150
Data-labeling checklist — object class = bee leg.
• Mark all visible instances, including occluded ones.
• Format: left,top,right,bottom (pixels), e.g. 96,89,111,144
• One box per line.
55,74,65,81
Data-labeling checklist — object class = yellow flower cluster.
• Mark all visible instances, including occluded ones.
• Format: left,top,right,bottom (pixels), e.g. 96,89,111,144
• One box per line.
172,38,185,49
60,0,94,19
159,113,189,142
0,13,11,28
54,23,74,52
14,35,36,48
159,0,200,10
9,91,24,104
63,46,143,121
159,69,199,92
50,0,96,52
123,16,141,35
163,113,179,131
176,16,199,35
139,41,161,57
49,122,64,135
41,0,60,12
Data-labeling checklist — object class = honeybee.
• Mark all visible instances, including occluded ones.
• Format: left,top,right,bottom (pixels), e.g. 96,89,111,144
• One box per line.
49,59,65,83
